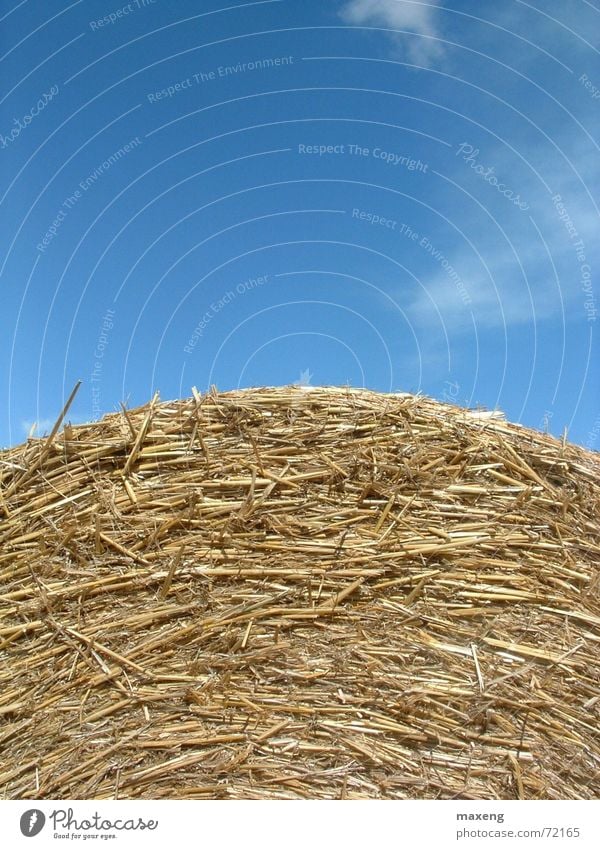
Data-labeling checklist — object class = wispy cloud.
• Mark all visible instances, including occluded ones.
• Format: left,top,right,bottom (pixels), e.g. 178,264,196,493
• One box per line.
339,0,445,65
405,235,585,334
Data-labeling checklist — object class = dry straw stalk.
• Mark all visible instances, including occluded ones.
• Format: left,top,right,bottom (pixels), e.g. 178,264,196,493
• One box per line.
0,386,599,799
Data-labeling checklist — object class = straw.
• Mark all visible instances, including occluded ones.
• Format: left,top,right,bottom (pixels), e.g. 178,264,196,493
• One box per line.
0,385,598,799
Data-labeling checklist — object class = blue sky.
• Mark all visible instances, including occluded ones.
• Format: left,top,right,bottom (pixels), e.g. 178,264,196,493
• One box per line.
1,0,598,448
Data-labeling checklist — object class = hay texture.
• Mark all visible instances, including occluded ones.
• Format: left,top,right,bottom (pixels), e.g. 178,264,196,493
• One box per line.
1,386,599,800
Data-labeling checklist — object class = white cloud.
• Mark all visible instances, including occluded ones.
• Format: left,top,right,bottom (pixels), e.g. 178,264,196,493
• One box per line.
405,236,585,334
339,0,445,65
410,131,600,332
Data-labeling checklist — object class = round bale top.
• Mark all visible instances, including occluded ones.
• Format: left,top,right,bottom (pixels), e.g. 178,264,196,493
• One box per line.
1,386,599,799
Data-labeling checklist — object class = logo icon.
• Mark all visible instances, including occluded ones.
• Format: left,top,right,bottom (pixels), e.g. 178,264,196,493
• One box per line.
295,368,313,387
20,810,45,837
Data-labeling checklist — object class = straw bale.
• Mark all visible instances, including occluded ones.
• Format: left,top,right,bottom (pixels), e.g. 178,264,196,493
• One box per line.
0,386,599,799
